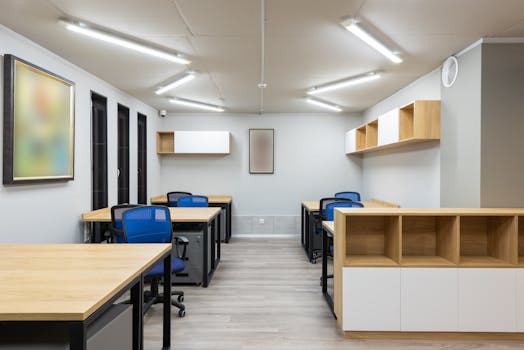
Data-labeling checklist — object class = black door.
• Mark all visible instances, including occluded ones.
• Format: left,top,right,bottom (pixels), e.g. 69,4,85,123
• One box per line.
117,104,130,204
91,92,108,242
137,113,147,204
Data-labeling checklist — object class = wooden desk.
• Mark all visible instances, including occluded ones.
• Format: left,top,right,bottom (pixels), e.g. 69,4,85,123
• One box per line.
301,198,399,262
82,207,222,287
150,194,233,243
0,243,172,349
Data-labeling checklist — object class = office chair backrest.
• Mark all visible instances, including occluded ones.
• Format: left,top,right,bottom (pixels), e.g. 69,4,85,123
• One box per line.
122,206,172,243
167,191,192,207
326,201,363,221
111,204,142,243
319,197,353,221
177,195,209,207
335,191,361,201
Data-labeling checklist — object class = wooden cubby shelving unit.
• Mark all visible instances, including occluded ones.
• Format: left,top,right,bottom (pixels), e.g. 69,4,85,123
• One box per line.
333,208,524,339
335,209,523,269
345,100,440,154
157,131,175,154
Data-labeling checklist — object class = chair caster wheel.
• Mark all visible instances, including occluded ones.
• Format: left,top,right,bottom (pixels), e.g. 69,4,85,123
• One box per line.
178,309,186,317
311,259,317,264
177,295,184,302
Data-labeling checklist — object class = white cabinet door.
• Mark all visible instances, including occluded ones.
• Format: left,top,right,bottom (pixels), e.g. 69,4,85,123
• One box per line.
516,269,524,331
458,268,516,332
343,267,401,331
345,129,356,154
377,108,400,146
174,131,230,154
401,268,458,331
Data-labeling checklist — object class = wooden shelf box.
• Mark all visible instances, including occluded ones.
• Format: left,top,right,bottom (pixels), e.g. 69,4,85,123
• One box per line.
346,216,400,266
459,216,517,266
355,126,366,151
399,100,440,141
157,131,174,154
365,120,378,148
401,216,459,266
518,216,524,264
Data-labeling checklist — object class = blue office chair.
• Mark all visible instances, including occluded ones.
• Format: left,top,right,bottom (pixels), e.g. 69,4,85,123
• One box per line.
334,191,361,202
310,197,353,263
321,201,364,287
178,195,209,207
122,206,188,317
325,201,364,221
110,204,142,243
167,191,192,207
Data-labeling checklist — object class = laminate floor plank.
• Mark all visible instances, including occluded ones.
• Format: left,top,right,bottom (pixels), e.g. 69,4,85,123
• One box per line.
143,237,524,349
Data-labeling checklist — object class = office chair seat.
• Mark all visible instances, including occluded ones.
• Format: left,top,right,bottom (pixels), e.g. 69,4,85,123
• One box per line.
147,257,186,277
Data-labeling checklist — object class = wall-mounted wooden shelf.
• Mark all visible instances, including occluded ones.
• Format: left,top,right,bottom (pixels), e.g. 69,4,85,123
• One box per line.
345,100,440,155
157,131,174,154
156,131,230,155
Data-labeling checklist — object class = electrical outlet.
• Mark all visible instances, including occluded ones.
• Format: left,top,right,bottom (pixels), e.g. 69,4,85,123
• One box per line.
258,218,265,224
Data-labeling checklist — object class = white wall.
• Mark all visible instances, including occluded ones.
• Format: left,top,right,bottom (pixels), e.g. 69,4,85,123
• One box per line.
160,113,362,234
0,25,161,243
360,69,441,207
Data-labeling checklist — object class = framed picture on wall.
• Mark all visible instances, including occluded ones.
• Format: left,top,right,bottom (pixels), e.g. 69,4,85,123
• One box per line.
3,54,75,185
249,128,274,174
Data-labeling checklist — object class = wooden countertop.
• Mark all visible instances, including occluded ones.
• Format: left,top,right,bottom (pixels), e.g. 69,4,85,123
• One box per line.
0,244,171,321
322,221,335,235
82,207,221,223
335,207,524,216
150,194,232,204
302,198,400,211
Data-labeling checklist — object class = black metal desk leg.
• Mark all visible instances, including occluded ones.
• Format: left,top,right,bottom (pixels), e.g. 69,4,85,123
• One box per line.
322,227,328,295
70,322,87,350
308,212,315,262
227,202,232,242
202,223,209,288
130,275,144,350
162,254,172,350
301,204,306,247
216,215,221,262
210,221,216,270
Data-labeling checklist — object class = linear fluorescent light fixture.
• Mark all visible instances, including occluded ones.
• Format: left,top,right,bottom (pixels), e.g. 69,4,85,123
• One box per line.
169,98,224,112
341,18,402,64
61,20,190,65
155,72,195,95
306,98,342,112
307,71,381,95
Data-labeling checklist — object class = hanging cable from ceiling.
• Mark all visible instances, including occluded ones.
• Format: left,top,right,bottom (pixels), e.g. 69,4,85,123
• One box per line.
258,0,267,114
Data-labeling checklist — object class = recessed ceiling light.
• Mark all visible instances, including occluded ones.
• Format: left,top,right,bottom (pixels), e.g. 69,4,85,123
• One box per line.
341,18,402,64
155,72,196,95
60,20,190,65
306,98,342,112
169,98,225,112
307,71,381,95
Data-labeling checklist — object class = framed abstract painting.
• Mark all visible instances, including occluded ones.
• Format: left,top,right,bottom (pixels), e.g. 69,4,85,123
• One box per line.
249,128,274,174
3,54,75,185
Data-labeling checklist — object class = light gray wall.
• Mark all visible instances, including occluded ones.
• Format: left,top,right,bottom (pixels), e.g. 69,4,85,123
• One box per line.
0,25,161,243
440,45,482,207
160,113,362,234
480,43,524,207
360,69,441,207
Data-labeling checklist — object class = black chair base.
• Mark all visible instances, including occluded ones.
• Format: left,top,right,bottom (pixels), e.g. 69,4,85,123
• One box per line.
145,278,186,317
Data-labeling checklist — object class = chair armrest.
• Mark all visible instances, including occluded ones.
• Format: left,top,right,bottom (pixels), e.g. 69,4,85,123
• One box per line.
174,236,189,245
109,227,125,243
173,236,189,259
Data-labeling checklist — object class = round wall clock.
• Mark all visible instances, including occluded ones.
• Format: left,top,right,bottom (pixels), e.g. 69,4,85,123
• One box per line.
442,56,459,88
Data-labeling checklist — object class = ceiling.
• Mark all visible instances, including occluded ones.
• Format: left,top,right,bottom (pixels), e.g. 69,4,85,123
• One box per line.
1,0,524,114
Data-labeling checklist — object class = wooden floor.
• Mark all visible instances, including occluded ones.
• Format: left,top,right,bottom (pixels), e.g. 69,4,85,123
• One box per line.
143,237,524,349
